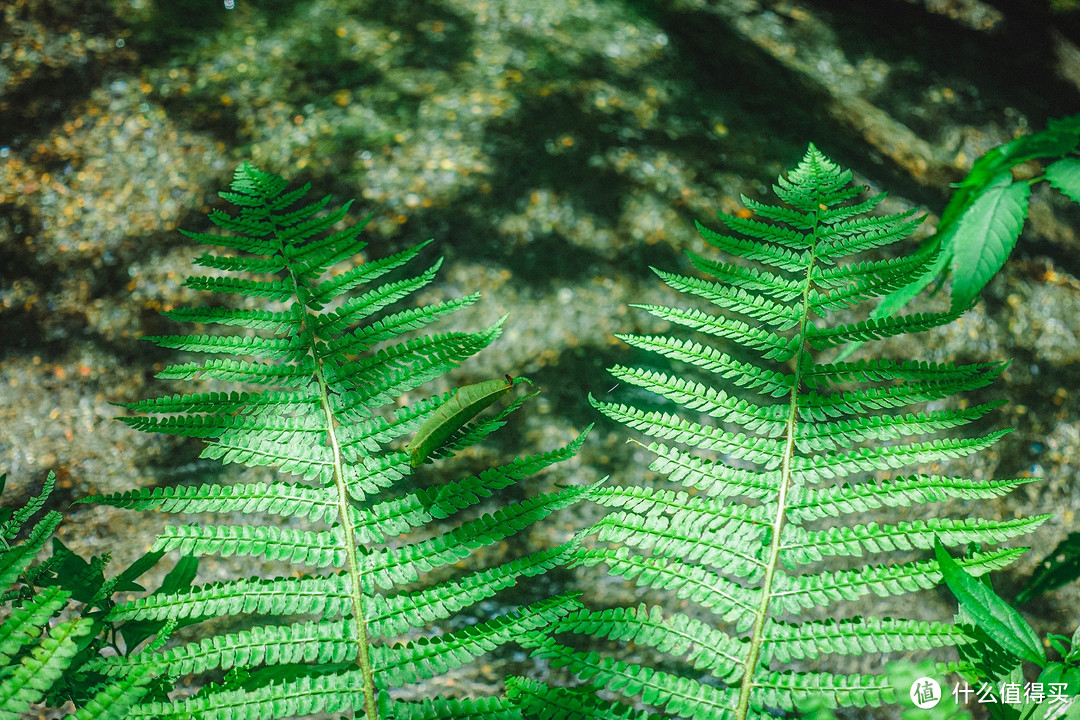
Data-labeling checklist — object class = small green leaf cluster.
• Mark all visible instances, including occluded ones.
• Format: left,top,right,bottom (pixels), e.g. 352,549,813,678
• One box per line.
877,113,1080,317
937,540,1080,719
0,471,170,719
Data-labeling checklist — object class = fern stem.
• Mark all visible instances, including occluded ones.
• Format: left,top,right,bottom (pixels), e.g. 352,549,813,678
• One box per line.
319,395,380,720
735,215,821,720
317,376,378,720
282,240,379,719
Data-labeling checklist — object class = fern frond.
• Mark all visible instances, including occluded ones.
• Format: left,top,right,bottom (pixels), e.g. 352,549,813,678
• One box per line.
815,207,922,258
593,401,786,467
142,332,305,358
384,694,521,720
789,430,1011,482
522,635,736,720
571,546,759,627
102,619,356,677
685,252,805,302
508,676,668,720
183,275,296,301
605,367,788,434
811,192,885,224
614,335,794,397
764,616,970,662
314,259,443,335
590,486,768,525
695,220,812,273
750,669,893,711
1,471,56,541
629,304,798,360
801,357,1005,388
151,524,346,567
652,269,802,329
643,442,780,500
365,483,600,589
121,390,290,416
285,211,371,278
128,669,369,720
806,308,964,348
592,510,767,581
106,163,595,718
794,401,1004,451
781,515,1048,564
770,547,1026,613
373,594,580,687
0,617,95,717
370,542,576,637
798,370,1002,419
0,586,70,667
352,428,592,543
106,573,354,623
787,474,1036,523
710,212,813,251
64,665,158,720
327,294,482,356
551,604,744,681
0,509,62,589
154,357,315,384
808,252,940,311
532,145,1045,719
163,305,300,332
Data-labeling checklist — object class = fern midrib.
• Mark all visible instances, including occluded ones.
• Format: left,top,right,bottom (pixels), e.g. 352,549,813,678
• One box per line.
275,221,379,720
735,208,821,720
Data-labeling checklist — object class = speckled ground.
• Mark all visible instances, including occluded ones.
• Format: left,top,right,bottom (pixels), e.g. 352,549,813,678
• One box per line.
3,0,1080,717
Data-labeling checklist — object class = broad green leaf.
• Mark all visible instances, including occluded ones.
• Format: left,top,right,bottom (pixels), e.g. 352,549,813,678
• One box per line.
156,555,199,595
1033,662,1080,720
110,550,167,595
1046,157,1080,205
948,173,1030,310
873,115,1080,325
934,538,1045,667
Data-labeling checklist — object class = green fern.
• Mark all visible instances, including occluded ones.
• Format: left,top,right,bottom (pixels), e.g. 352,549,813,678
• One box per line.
81,163,594,720
0,471,164,719
511,145,1049,719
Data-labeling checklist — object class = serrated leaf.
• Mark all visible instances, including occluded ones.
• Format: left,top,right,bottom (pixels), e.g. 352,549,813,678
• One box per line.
934,538,1045,667
1046,157,1080,205
948,173,1030,310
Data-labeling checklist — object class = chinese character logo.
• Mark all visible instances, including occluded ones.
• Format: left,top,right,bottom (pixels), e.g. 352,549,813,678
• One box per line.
911,677,942,709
